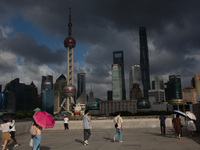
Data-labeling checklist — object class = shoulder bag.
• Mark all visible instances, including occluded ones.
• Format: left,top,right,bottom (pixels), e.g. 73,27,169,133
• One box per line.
30,122,37,135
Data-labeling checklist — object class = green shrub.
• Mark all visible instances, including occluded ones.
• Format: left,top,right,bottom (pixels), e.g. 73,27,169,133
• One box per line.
16,110,35,119
109,111,133,116
133,110,172,116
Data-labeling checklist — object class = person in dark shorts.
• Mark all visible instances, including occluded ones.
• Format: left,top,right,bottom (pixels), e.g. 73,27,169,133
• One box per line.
159,113,166,135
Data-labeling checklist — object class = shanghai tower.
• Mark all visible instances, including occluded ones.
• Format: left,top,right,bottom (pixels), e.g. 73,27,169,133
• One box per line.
139,27,150,99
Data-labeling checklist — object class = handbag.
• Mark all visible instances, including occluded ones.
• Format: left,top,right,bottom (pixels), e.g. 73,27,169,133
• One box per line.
30,123,37,135
114,117,119,128
29,138,33,147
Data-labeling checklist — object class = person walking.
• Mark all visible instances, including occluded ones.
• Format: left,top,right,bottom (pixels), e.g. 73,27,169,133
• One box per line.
0,120,10,150
32,121,43,150
173,114,181,139
64,115,69,130
113,112,123,143
186,117,196,137
82,110,91,146
159,113,166,135
7,120,18,147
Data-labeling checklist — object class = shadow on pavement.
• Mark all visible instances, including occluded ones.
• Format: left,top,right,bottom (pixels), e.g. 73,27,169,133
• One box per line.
184,131,200,145
40,146,51,150
103,137,113,141
75,139,84,145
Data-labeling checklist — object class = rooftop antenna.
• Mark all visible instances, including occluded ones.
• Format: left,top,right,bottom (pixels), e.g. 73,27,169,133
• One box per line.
68,0,72,37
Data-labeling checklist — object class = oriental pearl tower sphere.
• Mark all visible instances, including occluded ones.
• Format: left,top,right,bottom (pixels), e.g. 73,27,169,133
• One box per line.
63,0,76,112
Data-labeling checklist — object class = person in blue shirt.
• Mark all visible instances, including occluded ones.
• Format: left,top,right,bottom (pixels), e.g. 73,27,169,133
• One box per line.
159,112,166,135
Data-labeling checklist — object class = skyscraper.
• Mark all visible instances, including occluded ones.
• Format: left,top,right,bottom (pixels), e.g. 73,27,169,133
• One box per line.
41,81,54,115
41,75,53,93
139,27,150,99
112,64,122,100
194,74,200,95
152,76,164,90
129,64,143,99
169,75,182,100
53,74,67,114
113,51,126,100
77,73,86,99
3,78,37,112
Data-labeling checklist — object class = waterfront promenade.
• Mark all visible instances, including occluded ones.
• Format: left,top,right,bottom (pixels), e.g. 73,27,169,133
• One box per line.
4,126,200,150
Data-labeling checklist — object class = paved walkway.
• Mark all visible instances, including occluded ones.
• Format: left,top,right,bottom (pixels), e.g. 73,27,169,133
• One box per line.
4,127,200,150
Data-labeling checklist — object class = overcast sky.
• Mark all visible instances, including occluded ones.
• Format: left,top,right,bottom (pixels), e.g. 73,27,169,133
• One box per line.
1,0,200,100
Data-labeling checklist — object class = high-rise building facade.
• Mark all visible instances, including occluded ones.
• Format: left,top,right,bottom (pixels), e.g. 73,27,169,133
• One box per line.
113,51,126,100
30,81,40,110
130,83,142,100
89,87,94,100
77,73,86,99
152,76,164,90
112,64,122,100
194,74,200,95
139,27,150,99
148,89,165,103
3,78,37,112
53,74,67,114
41,81,54,115
169,75,182,100
182,86,197,104
107,91,112,100
41,75,53,93
129,64,143,99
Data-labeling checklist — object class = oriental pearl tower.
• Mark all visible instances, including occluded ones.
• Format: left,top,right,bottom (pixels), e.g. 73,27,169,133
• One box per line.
62,0,76,112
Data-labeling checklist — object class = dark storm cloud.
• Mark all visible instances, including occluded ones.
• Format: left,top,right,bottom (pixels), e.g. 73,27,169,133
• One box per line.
0,32,66,65
1,0,200,97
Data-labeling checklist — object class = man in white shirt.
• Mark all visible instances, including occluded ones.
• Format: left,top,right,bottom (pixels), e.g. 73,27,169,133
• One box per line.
113,112,123,143
82,110,91,146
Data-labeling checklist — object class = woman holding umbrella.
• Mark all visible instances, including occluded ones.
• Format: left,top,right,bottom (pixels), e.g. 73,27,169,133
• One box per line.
32,121,43,150
32,111,55,150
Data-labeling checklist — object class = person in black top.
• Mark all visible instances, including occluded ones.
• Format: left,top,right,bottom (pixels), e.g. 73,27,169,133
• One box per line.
159,112,166,135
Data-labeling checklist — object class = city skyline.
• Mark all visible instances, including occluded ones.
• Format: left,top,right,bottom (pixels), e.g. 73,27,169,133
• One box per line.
1,0,200,100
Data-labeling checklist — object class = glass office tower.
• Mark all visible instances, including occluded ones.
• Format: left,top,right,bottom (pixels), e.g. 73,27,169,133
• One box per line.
139,27,150,99
169,75,182,99
112,64,122,100
113,51,126,100
77,73,86,99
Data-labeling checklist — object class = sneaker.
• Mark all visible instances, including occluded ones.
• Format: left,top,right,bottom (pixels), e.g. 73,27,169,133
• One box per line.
119,141,123,143
84,140,89,146
112,137,115,142
14,144,19,147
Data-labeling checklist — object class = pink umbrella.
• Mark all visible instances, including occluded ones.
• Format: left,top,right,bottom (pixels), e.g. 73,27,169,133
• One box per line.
33,111,55,129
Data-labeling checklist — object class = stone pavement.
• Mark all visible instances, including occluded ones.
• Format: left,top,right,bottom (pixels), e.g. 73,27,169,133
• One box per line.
4,127,200,150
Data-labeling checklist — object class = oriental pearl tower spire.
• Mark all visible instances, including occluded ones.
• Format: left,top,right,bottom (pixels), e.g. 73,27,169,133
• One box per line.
62,0,76,113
